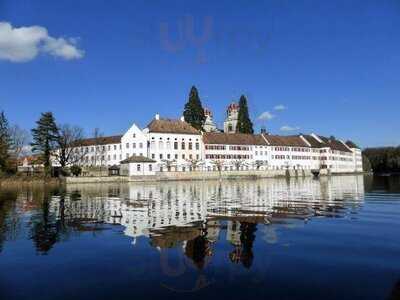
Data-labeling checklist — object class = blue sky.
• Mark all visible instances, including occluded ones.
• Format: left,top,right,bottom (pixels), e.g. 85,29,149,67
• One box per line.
1,0,399,148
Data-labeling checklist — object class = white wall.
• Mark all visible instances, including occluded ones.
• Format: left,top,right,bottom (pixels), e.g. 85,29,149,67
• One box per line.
147,132,202,171
121,162,157,176
121,124,148,161
60,121,362,174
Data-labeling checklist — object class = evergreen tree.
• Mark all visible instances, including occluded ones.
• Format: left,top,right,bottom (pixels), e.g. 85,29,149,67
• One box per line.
31,112,59,176
183,86,206,131
0,111,11,172
236,95,254,134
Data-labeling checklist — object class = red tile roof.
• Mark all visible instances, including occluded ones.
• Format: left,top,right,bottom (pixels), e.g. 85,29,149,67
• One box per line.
345,140,359,149
263,134,310,147
74,135,123,147
203,132,267,145
120,155,156,164
317,136,352,152
147,118,200,135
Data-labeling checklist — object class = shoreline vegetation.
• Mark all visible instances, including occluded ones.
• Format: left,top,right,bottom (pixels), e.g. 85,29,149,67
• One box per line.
363,146,400,174
0,175,64,187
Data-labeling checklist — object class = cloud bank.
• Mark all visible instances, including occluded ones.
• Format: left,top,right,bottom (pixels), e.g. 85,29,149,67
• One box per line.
0,22,84,62
258,111,274,121
280,125,300,131
274,104,286,111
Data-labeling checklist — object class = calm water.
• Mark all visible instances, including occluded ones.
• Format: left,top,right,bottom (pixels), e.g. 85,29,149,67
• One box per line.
0,175,400,300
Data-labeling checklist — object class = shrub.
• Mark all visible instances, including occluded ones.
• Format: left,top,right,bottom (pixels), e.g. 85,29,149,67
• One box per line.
70,165,82,177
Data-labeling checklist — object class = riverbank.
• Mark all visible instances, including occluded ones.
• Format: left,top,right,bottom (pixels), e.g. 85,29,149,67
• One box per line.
65,169,367,184
0,176,65,187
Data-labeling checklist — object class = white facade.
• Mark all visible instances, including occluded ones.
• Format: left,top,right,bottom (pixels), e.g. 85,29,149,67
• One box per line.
121,124,148,161
223,103,239,133
203,108,218,133
120,163,156,176
59,112,363,175
147,132,202,172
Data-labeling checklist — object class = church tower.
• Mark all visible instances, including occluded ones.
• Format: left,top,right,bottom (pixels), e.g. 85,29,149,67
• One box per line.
203,108,217,132
223,102,239,133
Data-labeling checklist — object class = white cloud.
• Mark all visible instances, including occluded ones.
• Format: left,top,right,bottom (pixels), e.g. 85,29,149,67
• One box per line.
258,111,274,121
274,104,286,111
280,125,300,131
0,22,84,62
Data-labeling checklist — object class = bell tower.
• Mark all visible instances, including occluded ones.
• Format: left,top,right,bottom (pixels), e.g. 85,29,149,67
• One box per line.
223,102,239,133
203,108,217,132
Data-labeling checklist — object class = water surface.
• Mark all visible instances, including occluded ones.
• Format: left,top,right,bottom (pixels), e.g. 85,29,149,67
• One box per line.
1,175,400,300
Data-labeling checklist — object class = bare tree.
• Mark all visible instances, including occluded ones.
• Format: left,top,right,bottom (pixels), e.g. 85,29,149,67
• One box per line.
185,158,204,171
251,160,266,170
92,128,106,167
9,125,30,170
211,160,226,178
160,159,177,172
53,124,85,168
232,159,248,171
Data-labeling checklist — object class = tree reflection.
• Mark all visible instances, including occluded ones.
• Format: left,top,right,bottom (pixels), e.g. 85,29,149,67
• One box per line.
30,193,59,254
229,222,257,269
388,280,400,300
185,235,211,270
0,188,19,253
29,188,68,255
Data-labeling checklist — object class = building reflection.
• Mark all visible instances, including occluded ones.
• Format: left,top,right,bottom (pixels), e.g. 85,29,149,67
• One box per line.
16,175,365,262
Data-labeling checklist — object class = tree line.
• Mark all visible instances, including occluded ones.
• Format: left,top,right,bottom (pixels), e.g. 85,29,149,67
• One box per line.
0,111,30,175
0,110,90,177
363,147,400,174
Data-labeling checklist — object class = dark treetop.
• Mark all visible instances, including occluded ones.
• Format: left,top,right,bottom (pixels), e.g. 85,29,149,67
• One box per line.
31,112,59,171
236,95,254,134
183,86,206,131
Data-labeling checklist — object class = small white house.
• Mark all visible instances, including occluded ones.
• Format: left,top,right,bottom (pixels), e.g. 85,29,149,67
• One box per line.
120,155,157,176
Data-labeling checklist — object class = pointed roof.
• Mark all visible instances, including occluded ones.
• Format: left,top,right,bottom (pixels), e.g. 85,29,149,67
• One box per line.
345,140,359,149
302,135,352,152
120,155,156,164
262,134,310,147
317,136,352,152
302,135,326,148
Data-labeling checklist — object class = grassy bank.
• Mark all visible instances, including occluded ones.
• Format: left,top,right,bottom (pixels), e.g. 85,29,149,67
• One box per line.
0,175,65,187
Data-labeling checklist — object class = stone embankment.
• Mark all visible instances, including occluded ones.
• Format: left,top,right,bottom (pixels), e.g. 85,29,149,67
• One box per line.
66,170,312,184
65,170,366,185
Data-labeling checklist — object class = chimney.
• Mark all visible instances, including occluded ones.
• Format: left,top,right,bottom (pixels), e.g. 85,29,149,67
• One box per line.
155,113,160,120
180,116,185,122
260,126,267,134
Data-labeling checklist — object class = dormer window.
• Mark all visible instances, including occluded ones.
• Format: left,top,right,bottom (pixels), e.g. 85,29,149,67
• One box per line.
133,134,136,138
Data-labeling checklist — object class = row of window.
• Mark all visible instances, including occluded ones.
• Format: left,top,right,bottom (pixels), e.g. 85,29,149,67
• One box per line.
291,156,312,160
151,137,199,142
133,164,152,172
205,145,226,150
150,141,200,151
205,154,251,160
255,151,268,156
274,147,324,153
205,145,252,151
74,144,121,154
229,146,250,151
126,142,144,149
151,153,200,160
